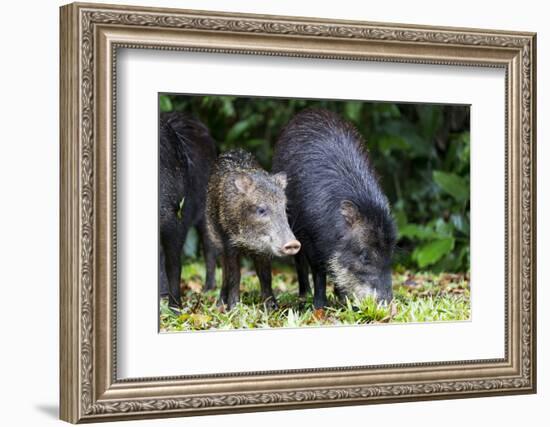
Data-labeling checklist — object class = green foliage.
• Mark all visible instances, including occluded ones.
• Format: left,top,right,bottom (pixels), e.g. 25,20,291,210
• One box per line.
413,237,455,268
161,94,470,272
159,95,172,113
176,197,185,220
182,227,199,259
159,263,470,331
433,171,469,202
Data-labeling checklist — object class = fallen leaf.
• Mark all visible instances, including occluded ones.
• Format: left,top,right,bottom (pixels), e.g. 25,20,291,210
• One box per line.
186,279,203,293
390,301,398,318
380,301,398,323
313,308,326,321
189,313,211,328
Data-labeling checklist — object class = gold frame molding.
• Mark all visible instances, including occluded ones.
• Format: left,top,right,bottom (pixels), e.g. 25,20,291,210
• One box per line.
59,2,537,423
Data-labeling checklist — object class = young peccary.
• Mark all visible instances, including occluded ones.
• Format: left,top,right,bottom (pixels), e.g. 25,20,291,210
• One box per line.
159,112,217,310
206,149,301,310
273,108,396,309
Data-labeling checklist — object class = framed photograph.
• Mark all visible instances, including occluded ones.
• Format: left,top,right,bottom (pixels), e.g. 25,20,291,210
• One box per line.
59,2,537,423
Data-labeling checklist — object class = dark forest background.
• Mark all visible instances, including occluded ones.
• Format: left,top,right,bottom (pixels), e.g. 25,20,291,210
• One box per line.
160,94,470,273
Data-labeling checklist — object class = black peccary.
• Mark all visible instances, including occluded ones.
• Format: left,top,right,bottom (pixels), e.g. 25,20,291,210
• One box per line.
273,108,396,309
159,112,217,309
206,149,301,310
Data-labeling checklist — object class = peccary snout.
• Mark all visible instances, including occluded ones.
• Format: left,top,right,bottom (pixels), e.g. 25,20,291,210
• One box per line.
282,239,301,256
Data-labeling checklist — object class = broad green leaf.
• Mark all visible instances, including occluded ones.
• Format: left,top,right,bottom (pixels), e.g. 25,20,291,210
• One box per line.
220,97,236,118
376,103,401,118
433,218,454,237
201,96,212,107
226,114,261,142
226,120,250,142
344,102,362,123
458,131,471,165
450,213,469,235
378,135,409,154
393,210,408,229
159,95,173,112
399,224,438,240
183,227,199,258
433,170,469,202
413,237,455,268
245,138,266,148
382,120,429,158
457,130,471,145
417,105,443,139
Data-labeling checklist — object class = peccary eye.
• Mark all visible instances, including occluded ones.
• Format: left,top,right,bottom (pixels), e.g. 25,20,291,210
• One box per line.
256,206,268,216
360,252,369,263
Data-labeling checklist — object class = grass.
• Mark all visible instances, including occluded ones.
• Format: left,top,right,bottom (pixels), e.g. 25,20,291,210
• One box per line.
159,261,470,332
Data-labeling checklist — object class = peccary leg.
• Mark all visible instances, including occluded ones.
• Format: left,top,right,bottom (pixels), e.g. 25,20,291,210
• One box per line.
220,250,240,310
333,285,345,303
163,235,184,310
311,267,327,309
253,256,278,310
294,251,311,297
159,244,169,299
198,220,217,291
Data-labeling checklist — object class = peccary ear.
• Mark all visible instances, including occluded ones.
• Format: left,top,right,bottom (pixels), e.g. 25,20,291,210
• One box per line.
273,172,287,189
340,200,360,227
234,174,254,194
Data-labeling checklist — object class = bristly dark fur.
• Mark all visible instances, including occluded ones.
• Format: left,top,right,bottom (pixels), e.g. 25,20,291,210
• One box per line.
273,108,396,307
159,112,217,308
160,112,217,227
274,108,395,266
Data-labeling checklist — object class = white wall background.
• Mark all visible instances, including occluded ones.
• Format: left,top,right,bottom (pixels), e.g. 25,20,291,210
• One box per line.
0,0,546,425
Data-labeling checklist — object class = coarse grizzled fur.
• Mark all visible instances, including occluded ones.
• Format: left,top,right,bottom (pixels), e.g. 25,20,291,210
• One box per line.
273,108,396,308
206,149,300,310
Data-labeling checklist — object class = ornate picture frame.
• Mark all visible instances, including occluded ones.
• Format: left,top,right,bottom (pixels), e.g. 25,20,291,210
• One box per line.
59,2,536,423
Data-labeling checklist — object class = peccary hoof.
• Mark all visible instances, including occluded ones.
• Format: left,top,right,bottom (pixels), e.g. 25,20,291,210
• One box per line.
203,282,216,292
161,296,182,314
218,298,238,312
168,305,184,316
262,296,279,311
217,300,227,313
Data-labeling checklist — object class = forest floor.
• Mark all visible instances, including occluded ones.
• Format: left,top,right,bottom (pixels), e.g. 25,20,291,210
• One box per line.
159,261,470,332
